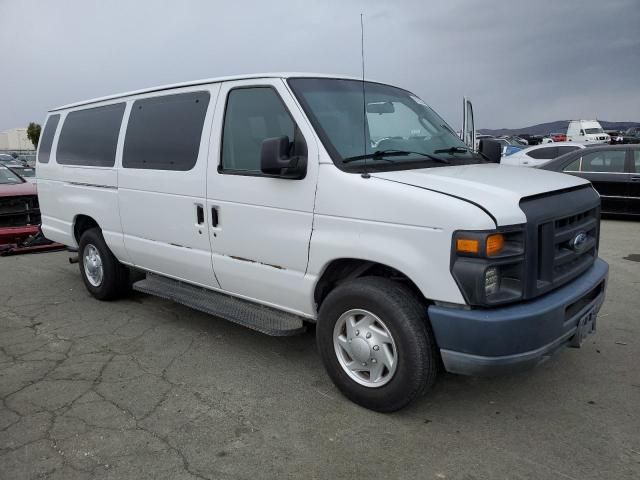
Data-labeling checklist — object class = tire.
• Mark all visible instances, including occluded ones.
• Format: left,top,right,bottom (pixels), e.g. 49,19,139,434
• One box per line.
78,227,130,300
317,277,439,412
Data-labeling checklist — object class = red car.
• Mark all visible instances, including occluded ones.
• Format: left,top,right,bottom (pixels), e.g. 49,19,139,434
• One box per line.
550,132,567,142
0,166,40,246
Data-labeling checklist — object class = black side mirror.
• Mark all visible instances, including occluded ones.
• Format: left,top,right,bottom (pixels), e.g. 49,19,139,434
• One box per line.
478,139,502,163
260,136,306,179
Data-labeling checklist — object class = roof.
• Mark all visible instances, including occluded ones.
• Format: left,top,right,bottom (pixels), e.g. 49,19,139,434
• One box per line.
49,72,363,112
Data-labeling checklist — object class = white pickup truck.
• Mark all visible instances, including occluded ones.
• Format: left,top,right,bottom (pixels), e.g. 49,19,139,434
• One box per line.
36,73,608,412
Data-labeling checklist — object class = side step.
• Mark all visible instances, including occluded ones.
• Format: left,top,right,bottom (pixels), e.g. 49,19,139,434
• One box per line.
132,274,306,336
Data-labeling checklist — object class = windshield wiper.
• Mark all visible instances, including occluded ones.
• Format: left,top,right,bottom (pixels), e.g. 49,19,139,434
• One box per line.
433,146,472,154
433,145,493,163
342,149,449,164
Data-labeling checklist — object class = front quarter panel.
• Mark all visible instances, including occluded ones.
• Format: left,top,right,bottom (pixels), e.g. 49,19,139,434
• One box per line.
308,164,496,305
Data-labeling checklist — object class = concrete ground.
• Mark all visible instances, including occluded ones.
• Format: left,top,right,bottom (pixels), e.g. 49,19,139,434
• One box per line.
0,219,639,480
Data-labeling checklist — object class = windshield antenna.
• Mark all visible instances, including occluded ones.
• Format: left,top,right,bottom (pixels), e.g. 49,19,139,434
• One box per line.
360,13,370,179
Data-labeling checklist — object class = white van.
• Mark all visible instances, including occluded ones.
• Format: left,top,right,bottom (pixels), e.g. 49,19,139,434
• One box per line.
37,73,608,412
567,120,610,144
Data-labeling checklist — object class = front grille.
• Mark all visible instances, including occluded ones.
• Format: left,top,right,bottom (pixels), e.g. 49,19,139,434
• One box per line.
0,195,40,228
537,207,598,288
520,186,601,299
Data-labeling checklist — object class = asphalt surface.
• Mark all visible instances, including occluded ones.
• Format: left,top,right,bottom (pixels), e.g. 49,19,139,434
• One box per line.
1,219,639,479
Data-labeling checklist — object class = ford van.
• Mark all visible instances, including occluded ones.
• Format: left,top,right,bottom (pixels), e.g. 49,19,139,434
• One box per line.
37,73,608,411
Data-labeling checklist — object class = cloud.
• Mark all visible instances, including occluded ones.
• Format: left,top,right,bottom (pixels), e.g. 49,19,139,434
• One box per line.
0,0,638,131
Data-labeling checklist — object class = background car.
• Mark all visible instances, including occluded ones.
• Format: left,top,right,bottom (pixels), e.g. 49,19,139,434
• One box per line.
500,141,587,167
493,137,525,156
539,144,640,215
5,164,36,183
615,127,640,145
0,165,41,246
550,132,567,142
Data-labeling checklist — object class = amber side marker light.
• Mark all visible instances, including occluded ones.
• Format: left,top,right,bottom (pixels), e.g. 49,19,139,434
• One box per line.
486,233,505,256
456,238,480,254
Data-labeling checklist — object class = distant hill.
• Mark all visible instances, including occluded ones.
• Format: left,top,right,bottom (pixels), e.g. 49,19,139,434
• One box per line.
479,120,640,136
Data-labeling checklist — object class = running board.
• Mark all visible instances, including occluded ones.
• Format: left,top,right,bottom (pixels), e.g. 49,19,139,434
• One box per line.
132,274,306,336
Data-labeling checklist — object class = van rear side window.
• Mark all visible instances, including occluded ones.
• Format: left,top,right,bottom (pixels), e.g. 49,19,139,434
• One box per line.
57,103,125,167
123,91,210,171
37,114,60,164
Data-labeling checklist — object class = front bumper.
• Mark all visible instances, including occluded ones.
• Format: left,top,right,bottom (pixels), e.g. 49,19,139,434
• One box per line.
428,258,608,376
0,225,40,246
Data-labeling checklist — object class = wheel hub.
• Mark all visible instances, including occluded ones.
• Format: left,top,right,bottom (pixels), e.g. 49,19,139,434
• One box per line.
349,337,371,363
333,309,398,388
83,244,104,287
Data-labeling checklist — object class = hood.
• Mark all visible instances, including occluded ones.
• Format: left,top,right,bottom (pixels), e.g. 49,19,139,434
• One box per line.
371,163,590,225
0,181,37,198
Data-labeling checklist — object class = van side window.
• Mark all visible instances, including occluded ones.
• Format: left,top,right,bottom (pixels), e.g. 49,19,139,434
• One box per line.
221,87,300,174
57,103,125,167
123,91,210,171
634,150,640,173
37,114,60,164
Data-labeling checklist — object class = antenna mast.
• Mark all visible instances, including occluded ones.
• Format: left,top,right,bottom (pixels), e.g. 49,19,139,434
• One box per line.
360,13,370,179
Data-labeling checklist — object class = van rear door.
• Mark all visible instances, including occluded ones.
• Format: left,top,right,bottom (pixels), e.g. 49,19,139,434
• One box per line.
117,85,221,288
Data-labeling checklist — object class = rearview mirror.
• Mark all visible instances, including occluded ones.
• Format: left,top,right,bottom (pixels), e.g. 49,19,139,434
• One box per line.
478,139,502,163
260,136,306,179
366,102,395,114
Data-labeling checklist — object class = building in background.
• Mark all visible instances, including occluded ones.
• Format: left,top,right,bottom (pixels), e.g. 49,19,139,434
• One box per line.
0,128,35,151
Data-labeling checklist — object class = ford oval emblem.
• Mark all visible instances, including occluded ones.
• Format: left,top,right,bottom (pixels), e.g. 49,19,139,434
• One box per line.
571,232,588,252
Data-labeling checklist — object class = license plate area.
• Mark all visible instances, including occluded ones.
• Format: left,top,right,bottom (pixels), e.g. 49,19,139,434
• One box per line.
569,308,596,348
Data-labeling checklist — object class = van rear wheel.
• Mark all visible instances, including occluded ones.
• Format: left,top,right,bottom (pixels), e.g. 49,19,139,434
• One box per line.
78,227,129,300
316,277,439,412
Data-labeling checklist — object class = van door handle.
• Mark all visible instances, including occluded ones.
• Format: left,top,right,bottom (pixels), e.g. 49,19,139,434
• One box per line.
196,205,204,225
631,176,640,182
211,207,219,227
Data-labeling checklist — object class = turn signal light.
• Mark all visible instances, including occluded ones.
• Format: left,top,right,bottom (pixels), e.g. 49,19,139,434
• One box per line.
486,234,505,256
456,238,479,254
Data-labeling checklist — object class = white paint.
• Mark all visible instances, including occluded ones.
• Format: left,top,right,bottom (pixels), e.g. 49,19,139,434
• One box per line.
38,73,591,319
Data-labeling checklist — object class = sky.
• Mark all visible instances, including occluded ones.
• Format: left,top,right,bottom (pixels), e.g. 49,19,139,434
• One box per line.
1,0,639,132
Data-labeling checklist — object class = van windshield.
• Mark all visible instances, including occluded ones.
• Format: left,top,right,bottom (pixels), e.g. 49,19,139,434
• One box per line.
288,78,483,172
585,128,604,134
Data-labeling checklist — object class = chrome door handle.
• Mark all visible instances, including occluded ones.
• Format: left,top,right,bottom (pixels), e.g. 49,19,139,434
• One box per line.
196,204,204,225
211,207,219,227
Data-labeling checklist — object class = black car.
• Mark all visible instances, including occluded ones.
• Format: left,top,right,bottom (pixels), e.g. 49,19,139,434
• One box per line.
539,145,640,215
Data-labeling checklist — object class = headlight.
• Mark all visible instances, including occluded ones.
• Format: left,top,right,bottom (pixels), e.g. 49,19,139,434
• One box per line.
451,227,525,306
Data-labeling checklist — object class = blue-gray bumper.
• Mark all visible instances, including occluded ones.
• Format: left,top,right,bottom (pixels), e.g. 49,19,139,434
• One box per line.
428,258,609,376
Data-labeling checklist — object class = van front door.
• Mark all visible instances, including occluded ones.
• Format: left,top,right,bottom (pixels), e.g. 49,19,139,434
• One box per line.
206,79,318,316
118,85,221,288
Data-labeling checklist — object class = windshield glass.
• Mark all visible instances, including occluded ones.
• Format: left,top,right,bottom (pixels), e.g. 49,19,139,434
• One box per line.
0,166,24,184
288,78,481,171
585,127,604,134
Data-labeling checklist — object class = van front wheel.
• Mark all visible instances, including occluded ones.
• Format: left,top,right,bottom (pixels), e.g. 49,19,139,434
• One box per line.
316,277,439,412
78,228,129,300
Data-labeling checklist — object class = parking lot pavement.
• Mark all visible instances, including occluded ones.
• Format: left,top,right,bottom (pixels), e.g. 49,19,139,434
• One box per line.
0,220,638,480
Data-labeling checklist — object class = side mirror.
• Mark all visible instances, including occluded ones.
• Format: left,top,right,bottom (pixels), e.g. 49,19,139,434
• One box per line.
479,139,502,163
260,136,306,179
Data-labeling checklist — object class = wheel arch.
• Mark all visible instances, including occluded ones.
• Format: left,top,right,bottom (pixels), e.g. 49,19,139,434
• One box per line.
73,214,100,245
313,258,427,312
